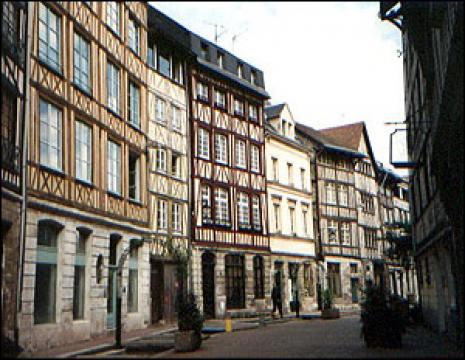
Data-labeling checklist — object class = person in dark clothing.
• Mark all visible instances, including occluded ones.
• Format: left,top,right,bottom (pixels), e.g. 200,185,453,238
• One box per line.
272,285,283,318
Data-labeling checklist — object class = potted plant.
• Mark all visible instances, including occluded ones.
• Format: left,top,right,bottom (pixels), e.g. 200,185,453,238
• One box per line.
321,289,340,319
174,293,204,352
360,281,404,348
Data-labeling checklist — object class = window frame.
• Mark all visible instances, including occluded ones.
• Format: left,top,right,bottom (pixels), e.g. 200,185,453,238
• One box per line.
107,139,121,195
39,98,62,171
215,187,230,226
106,2,120,36
75,120,92,183
38,3,61,72
250,145,260,173
235,139,246,169
128,80,140,128
214,133,228,165
107,61,120,115
73,32,91,93
198,128,210,160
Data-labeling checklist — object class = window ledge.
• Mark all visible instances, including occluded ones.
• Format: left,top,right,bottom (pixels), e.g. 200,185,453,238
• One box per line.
39,164,65,177
105,24,121,41
72,82,93,99
107,191,123,200
196,96,210,105
75,178,94,188
106,107,122,120
38,58,63,79
128,198,143,206
127,121,143,134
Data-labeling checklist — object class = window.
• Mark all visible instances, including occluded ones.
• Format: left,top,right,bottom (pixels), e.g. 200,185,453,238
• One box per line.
215,187,229,226
127,246,138,312
215,133,228,164
128,81,140,128
327,263,342,297
252,195,261,231
302,207,308,235
3,2,19,49
289,206,296,234
251,145,260,172
40,99,62,171
200,43,208,60
234,99,244,117
327,220,338,243
128,17,139,55
172,58,184,84
273,202,281,232
38,3,61,71
35,222,61,324
272,158,278,181
128,152,140,201
341,222,351,245
73,230,88,320
304,264,314,296
235,139,246,168
172,203,182,233
171,153,180,177
172,106,181,131
107,62,120,114
197,82,208,102
156,98,166,123
338,185,348,206
1,90,17,170
75,120,92,183
106,2,120,35
217,52,224,68
215,89,226,108
237,63,243,78
147,45,155,68
73,32,90,92
287,163,294,186
158,48,170,77
225,255,245,309
237,192,250,229
300,168,306,190
157,199,167,231
326,183,336,204
107,140,121,195
198,128,210,159
250,70,257,85
201,185,212,224
248,104,258,122
253,256,264,299
350,264,358,274
156,148,166,172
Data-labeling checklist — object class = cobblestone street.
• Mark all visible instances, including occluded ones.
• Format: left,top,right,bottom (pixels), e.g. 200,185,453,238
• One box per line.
159,316,462,358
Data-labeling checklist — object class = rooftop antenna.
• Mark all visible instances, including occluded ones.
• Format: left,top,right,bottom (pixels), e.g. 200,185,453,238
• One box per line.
231,28,248,52
204,21,228,44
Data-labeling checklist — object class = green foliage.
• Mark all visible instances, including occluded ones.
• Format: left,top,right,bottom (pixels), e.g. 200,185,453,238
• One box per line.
177,293,204,334
322,288,333,310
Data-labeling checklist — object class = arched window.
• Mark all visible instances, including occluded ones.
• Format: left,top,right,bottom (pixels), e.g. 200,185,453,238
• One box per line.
253,255,264,299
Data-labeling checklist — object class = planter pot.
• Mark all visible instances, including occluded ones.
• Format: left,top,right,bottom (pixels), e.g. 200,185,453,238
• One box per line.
174,330,202,352
321,309,340,319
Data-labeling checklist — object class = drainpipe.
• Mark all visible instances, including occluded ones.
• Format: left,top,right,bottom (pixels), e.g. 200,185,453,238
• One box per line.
312,146,324,307
16,0,33,347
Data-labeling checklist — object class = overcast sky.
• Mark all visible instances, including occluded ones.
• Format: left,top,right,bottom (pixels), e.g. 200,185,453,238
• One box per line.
150,2,406,174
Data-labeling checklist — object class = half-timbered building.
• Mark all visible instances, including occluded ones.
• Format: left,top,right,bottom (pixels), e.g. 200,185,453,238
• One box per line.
17,2,151,351
1,1,29,351
264,104,317,314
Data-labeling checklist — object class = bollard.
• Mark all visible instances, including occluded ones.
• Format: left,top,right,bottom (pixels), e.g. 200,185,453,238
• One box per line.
225,313,232,332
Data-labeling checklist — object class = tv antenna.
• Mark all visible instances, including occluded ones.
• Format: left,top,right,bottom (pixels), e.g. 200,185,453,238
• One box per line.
204,21,228,44
232,28,248,52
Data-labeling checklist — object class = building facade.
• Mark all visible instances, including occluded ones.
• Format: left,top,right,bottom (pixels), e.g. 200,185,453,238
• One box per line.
17,2,151,352
264,104,317,314
381,1,463,343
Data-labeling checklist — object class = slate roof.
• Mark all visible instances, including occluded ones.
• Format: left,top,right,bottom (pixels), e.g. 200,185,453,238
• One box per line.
318,122,365,152
264,104,286,119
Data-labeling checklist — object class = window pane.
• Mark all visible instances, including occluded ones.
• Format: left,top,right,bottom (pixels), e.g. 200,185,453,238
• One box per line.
73,265,85,319
34,264,56,324
128,269,138,312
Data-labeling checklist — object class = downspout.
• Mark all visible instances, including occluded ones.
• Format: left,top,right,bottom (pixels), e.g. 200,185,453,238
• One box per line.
313,146,324,304
16,0,33,346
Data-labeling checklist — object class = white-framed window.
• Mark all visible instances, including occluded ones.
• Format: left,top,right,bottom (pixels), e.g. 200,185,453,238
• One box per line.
128,152,140,201
300,168,306,190
201,184,212,224
214,133,228,164
128,16,139,55
302,207,308,235
248,104,258,121
273,203,281,232
128,81,140,128
107,139,121,195
250,70,257,85
327,220,338,243
217,52,224,68
326,183,337,204
75,120,92,183
215,187,229,225
287,163,294,186
289,206,296,234
252,195,261,230
341,222,351,245
156,98,166,124
38,3,61,71
235,139,246,169
197,82,208,101
157,199,167,231
172,105,181,131
73,32,90,92
156,148,166,172
215,89,226,108
40,99,62,171
272,157,278,181
237,192,250,229
172,203,182,233
198,128,210,159
237,63,243,78
158,47,171,77
251,145,260,172
234,99,244,116
338,185,348,206
106,2,120,35
107,61,120,114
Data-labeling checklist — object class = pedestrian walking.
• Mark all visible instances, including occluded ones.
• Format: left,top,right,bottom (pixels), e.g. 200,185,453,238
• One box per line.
272,284,283,318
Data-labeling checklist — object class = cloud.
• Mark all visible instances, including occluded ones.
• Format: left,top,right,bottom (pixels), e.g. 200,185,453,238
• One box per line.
150,2,406,174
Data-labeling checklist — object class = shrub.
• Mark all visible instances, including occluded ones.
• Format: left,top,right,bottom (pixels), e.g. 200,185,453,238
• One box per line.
322,288,334,310
177,293,204,334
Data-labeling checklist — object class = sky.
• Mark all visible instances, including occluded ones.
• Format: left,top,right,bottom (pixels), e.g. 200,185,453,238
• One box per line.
150,2,407,174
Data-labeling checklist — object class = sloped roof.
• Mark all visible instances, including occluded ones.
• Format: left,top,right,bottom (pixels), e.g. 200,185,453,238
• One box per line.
264,104,286,119
318,122,365,151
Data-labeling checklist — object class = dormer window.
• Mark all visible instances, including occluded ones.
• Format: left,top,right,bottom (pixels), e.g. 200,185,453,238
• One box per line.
251,70,257,85
234,99,244,117
237,63,243,78
201,43,208,60
217,52,224,68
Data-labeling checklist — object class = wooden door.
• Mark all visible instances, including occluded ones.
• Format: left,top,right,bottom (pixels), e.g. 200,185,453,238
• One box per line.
202,252,215,318
151,261,164,323
164,263,177,323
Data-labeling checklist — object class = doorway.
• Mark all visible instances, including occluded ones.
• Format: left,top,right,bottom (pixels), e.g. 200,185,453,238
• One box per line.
225,254,245,309
202,252,216,318
351,277,359,303
151,260,164,323
107,234,120,329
